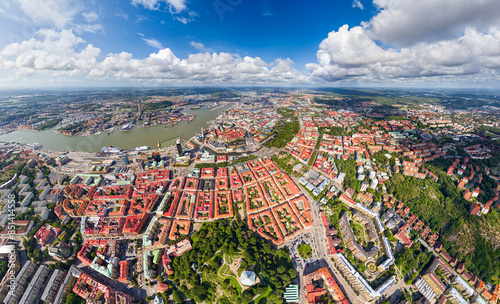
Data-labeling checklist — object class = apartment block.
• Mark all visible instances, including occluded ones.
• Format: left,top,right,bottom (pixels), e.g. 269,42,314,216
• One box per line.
415,278,437,303
3,260,37,304
19,265,50,304
422,273,446,296
339,213,378,261
428,257,454,278
40,269,66,304
334,253,396,300
52,266,82,304
451,275,474,298
352,211,377,242
445,287,469,304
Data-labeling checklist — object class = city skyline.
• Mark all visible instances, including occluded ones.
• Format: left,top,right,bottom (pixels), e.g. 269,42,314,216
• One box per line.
0,0,499,87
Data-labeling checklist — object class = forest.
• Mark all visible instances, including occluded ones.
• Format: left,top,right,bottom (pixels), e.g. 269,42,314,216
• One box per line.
395,244,432,284
318,126,350,136
385,164,500,283
265,109,299,149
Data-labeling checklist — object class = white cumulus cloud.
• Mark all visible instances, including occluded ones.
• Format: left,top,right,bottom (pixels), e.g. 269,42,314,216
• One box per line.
1,29,100,77
166,0,186,13
0,29,308,85
364,0,500,46
93,50,307,84
307,25,500,84
307,0,500,85
131,0,161,10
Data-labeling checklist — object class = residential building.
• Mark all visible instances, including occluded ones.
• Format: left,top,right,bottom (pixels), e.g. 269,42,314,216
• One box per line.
445,287,469,304
422,273,446,296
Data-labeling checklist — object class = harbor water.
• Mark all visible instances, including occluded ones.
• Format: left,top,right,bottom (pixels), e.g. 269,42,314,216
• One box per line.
0,105,227,152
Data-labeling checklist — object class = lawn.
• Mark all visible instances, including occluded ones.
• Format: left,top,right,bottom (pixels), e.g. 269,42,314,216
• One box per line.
228,276,243,295
218,263,242,294
219,264,230,276
351,222,367,245
368,263,377,273
298,243,312,259
252,285,272,304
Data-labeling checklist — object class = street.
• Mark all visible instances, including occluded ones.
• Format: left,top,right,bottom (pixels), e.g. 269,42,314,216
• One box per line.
290,174,363,304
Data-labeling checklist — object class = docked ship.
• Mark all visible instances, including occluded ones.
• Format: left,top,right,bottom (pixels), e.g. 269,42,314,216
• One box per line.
120,123,134,131
0,129,14,136
135,146,150,151
28,143,43,149
101,147,122,153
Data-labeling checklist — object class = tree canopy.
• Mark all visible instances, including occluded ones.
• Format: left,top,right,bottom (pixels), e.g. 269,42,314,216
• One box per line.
171,220,296,303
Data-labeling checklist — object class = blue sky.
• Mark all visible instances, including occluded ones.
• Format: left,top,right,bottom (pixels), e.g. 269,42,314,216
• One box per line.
0,0,499,87
61,0,372,69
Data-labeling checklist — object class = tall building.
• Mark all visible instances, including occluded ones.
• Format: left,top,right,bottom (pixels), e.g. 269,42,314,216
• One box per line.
52,266,82,304
360,181,369,192
122,153,130,165
303,267,347,304
176,139,183,155
152,152,161,162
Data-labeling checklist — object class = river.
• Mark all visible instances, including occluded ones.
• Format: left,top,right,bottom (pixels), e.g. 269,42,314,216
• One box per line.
0,105,227,152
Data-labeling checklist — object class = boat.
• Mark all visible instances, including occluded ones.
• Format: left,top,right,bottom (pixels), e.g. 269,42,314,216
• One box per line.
101,146,122,153
108,127,115,135
135,146,150,151
157,142,161,148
